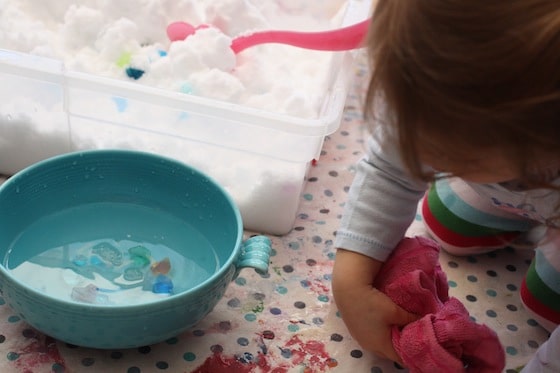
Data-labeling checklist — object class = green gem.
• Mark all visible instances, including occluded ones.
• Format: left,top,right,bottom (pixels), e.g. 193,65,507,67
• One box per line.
116,52,132,68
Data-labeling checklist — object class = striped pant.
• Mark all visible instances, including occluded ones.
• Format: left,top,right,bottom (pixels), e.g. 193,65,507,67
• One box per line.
422,177,560,332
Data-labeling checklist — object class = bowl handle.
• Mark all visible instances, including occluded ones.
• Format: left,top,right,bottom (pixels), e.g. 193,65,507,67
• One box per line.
234,235,271,278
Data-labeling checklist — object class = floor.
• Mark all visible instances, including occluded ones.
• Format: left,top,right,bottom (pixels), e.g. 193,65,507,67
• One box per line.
0,58,550,373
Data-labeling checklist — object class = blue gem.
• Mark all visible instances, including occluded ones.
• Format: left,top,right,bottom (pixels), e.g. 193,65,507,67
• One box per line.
152,275,173,294
125,67,145,80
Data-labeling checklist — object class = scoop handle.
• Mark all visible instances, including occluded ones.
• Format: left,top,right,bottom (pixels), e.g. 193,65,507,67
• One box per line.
231,18,370,54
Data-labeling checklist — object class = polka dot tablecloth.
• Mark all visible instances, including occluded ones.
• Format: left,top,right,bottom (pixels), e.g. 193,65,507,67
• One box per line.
0,56,550,373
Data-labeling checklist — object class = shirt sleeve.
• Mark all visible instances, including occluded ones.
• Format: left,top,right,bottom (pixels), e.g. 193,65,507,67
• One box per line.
334,123,428,261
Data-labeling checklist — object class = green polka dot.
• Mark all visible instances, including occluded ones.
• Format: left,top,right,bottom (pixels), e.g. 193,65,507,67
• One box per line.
251,301,265,313
183,352,196,362
506,346,518,355
244,313,257,322
235,277,247,286
288,241,300,250
288,324,300,332
303,194,313,201
166,337,178,345
8,315,20,323
276,286,288,294
486,289,497,297
448,280,457,288
315,220,326,225
318,295,329,302
7,352,19,361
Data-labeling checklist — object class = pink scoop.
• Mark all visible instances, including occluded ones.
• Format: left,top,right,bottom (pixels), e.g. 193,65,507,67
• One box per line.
167,19,370,54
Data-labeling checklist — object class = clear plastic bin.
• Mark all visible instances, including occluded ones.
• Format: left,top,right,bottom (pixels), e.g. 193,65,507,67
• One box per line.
0,0,371,234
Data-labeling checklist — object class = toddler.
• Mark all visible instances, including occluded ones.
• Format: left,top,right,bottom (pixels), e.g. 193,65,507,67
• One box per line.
332,0,560,371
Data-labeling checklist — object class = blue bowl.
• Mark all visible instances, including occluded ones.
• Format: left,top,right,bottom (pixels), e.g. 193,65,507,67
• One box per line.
0,150,270,349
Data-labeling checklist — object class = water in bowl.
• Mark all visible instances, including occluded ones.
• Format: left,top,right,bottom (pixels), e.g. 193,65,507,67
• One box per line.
4,202,221,306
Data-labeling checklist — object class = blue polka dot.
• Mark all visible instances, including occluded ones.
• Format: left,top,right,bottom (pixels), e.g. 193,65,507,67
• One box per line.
280,348,292,358
527,319,539,327
192,330,205,337
312,236,322,243
507,284,518,291
183,352,196,361
448,280,457,288
228,298,241,308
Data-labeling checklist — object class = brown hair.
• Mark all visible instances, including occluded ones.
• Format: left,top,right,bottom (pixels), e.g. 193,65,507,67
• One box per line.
365,0,560,184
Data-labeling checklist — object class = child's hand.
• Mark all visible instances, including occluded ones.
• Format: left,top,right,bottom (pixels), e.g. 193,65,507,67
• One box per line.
332,249,418,364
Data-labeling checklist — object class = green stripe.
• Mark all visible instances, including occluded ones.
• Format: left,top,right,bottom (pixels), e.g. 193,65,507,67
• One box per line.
525,259,560,312
426,184,512,237
435,179,532,232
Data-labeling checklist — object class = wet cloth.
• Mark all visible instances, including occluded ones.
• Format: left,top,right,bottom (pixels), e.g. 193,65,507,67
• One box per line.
374,236,505,372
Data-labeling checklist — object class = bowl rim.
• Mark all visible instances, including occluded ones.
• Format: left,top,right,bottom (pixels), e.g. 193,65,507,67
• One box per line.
0,149,244,310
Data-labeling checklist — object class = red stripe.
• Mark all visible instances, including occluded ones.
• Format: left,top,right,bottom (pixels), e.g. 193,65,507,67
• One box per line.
520,277,560,324
422,198,518,248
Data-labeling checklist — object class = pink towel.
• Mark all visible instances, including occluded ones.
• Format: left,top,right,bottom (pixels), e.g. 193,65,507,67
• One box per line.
374,236,505,373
